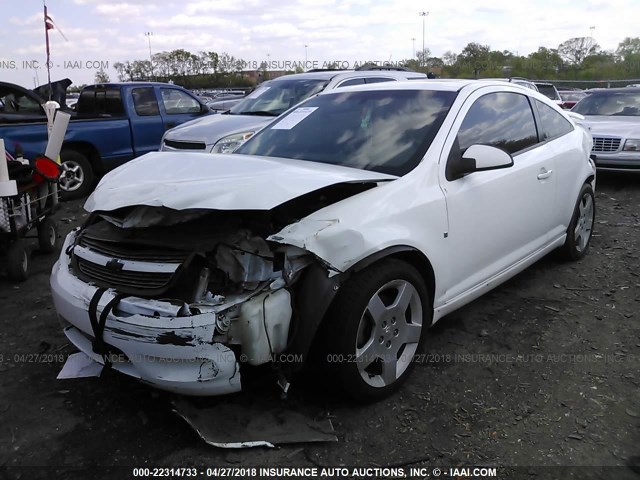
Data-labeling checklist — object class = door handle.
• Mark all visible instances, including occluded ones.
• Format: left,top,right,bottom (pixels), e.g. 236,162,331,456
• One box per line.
165,122,176,130
537,169,553,180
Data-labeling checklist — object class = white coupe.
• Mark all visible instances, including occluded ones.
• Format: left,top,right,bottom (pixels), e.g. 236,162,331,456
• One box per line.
51,80,596,401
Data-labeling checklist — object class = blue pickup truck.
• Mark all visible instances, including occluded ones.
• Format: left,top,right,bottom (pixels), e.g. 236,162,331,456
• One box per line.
0,81,211,198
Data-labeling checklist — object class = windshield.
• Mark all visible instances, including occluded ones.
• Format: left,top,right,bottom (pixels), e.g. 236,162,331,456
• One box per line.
228,78,328,116
536,85,561,101
235,89,457,176
573,92,640,116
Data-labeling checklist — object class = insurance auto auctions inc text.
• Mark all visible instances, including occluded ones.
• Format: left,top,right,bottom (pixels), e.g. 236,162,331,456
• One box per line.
0,60,109,71
201,466,498,478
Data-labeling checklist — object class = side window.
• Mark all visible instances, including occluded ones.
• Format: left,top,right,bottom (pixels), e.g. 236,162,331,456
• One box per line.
534,99,573,140
132,87,160,116
160,89,201,114
337,78,365,88
365,77,395,84
457,92,538,155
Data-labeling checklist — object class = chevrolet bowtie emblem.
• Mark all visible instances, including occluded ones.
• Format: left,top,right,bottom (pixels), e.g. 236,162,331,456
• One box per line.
105,258,124,272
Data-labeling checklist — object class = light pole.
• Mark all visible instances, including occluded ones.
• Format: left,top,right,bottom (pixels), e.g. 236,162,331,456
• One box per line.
144,32,154,79
412,37,416,58
589,26,596,52
418,11,428,65
305,44,308,66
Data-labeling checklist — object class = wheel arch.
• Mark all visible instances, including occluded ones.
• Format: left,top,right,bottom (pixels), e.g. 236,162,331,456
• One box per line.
61,141,102,175
345,245,436,314
286,245,437,377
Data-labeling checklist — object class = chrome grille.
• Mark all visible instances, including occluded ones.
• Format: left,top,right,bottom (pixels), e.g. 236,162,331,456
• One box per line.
77,257,174,291
592,137,621,153
79,236,189,263
163,139,206,150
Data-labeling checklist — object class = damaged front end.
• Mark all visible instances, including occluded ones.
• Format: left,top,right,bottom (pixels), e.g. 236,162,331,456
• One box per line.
50,183,376,395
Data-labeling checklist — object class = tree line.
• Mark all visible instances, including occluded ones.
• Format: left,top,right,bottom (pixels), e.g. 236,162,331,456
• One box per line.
105,37,640,88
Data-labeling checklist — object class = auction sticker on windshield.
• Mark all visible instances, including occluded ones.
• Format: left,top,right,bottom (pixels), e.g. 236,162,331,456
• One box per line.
271,107,318,130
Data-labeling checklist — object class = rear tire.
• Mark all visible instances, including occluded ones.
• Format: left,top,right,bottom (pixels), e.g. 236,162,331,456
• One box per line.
560,183,595,261
7,240,29,282
59,150,95,200
37,217,58,253
324,259,429,402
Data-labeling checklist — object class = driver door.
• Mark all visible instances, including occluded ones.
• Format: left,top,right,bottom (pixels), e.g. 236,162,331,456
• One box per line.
439,88,556,302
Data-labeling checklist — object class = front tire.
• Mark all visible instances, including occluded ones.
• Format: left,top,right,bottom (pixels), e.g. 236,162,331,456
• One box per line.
59,150,95,200
325,259,429,402
560,183,595,261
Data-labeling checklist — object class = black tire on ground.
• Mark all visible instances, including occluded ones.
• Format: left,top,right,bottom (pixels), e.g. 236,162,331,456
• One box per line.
323,258,430,402
59,150,95,200
37,217,58,253
560,183,595,261
7,240,29,282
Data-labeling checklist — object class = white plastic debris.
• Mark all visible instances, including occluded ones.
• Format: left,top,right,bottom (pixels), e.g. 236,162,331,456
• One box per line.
57,352,104,379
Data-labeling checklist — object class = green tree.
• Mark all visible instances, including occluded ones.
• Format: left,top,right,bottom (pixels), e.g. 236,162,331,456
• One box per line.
113,61,133,81
558,37,598,65
616,37,640,61
94,68,110,83
524,47,563,78
457,42,491,77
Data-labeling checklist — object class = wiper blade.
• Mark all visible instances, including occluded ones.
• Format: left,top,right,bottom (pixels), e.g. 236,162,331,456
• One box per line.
239,110,279,117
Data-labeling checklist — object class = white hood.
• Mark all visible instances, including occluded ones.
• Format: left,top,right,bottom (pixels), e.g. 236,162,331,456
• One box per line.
580,116,640,139
85,152,396,212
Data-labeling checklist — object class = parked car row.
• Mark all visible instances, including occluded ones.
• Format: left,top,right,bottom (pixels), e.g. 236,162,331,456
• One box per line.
51,79,596,401
2,72,637,205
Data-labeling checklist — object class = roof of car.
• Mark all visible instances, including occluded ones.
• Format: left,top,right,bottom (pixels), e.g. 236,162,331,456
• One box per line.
316,79,559,98
318,79,477,94
84,82,182,89
586,87,640,94
269,70,426,82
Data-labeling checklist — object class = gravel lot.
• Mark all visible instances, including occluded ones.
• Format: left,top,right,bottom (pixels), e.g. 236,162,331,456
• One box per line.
0,173,639,479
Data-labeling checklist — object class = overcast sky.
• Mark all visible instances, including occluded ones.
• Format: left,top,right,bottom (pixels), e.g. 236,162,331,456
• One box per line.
2,0,638,88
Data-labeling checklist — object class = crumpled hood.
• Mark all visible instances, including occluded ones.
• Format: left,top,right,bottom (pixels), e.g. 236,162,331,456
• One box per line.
580,116,640,139
85,152,396,212
163,114,271,148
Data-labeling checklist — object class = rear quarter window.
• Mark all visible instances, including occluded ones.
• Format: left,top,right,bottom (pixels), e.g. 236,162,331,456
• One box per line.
534,100,573,140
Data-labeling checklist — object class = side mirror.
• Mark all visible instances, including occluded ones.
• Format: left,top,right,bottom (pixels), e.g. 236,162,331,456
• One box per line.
465,144,513,171
447,144,513,180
